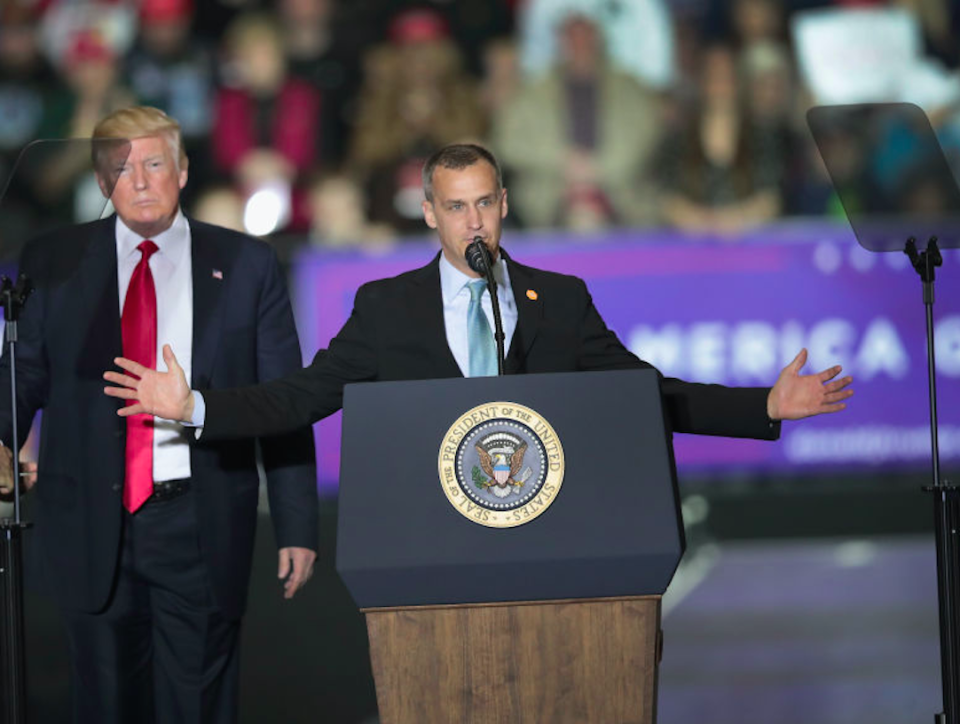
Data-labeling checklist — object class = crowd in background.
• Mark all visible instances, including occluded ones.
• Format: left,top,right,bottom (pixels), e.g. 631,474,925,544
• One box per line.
1,0,959,253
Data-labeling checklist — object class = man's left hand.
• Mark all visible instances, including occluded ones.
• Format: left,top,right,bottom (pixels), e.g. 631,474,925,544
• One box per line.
768,348,853,420
277,546,317,600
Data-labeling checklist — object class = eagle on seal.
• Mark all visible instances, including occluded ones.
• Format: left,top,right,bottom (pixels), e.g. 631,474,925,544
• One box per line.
477,443,528,498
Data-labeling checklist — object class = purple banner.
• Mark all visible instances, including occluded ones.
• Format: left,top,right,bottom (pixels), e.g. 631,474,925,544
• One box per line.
292,223,960,494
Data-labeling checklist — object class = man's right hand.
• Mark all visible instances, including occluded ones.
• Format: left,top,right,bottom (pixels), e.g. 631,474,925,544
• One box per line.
0,445,38,501
103,344,195,423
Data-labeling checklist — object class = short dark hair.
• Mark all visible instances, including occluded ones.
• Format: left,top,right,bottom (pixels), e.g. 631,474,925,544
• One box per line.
422,143,503,202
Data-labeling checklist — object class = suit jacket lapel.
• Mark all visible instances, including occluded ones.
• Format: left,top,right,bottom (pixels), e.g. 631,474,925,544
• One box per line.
504,252,541,374
412,254,462,378
77,218,123,379
190,224,226,389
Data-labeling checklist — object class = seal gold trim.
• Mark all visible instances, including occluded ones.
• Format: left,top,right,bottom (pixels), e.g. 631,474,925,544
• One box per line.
438,401,564,528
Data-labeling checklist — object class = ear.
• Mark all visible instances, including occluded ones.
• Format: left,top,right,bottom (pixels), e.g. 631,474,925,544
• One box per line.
95,174,112,200
500,187,508,220
422,199,438,229
178,159,189,190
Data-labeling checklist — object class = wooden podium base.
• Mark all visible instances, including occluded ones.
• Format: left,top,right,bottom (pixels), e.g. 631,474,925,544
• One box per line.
364,595,662,724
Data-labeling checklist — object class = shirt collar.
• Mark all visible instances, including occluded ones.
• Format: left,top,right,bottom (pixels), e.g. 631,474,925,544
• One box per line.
439,250,510,305
116,209,189,266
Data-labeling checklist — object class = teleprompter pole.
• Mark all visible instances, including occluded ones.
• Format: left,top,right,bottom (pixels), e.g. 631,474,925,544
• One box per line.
905,237,957,724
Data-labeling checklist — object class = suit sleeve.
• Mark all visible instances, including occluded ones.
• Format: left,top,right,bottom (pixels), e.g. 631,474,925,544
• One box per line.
200,277,380,441
251,250,320,551
572,277,779,440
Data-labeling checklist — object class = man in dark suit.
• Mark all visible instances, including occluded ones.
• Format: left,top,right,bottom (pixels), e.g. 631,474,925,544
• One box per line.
105,143,852,453
0,107,318,724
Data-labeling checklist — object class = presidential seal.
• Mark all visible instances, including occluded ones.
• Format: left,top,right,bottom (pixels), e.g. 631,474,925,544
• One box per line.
438,402,564,528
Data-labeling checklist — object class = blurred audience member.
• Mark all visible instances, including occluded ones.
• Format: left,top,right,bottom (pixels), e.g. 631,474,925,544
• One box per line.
125,0,215,198
730,0,788,49
395,0,516,76
347,8,485,234
519,0,675,90
35,28,134,220
492,13,663,231
740,40,807,215
478,37,521,122
190,183,246,233
660,45,782,235
308,173,395,247
279,0,366,166
0,8,58,258
41,29,134,140
0,9,54,164
896,0,959,68
212,13,323,233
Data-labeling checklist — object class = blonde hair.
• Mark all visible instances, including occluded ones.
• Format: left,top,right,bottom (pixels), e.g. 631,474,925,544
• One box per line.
92,106,187,172
223,12,282,57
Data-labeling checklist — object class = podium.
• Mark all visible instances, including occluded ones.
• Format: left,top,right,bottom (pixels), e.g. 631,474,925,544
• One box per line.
337,370,684,723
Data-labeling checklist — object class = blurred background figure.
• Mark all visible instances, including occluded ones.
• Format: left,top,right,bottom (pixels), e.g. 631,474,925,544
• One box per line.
124,0,215,207
660,44,783,235
0,4,57,260
277,0,365,167
307,173,395,248
518,0,676,90
346,8,485,235
478,37,522,125
189,183,246,233
492,12,664,231
30,9,135,229
212,12,323,235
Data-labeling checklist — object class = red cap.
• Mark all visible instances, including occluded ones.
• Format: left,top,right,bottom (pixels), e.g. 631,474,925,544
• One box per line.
140,0,193,23
65,30,115,65
388,8,448,45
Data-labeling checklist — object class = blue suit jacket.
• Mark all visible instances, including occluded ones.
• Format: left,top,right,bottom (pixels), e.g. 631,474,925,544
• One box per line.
0,216,317,618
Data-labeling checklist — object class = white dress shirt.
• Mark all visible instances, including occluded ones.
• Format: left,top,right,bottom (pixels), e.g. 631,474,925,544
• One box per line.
439,252,518,376
116,210,193,482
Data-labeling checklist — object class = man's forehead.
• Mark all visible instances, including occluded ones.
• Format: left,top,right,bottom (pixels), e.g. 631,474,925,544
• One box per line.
102,135,168,160
432,163,500,200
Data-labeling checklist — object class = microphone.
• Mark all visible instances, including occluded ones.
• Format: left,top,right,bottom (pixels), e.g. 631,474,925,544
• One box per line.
463,236,505,375
465,236,491,275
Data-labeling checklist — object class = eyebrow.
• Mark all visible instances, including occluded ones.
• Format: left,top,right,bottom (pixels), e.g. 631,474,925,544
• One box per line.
444,193,495,205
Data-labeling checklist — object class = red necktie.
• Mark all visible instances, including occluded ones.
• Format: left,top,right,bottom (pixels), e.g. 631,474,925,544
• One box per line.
122,240,158,513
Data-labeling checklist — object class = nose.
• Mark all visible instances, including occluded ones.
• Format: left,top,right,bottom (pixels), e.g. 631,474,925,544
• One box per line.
131,165,147,190
466,204,482,230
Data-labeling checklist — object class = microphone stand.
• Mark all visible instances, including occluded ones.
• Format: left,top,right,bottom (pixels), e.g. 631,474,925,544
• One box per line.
465,237,505,375
1,272,33,724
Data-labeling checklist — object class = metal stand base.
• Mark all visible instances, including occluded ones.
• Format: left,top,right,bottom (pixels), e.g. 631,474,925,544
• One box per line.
1,519,30,724
926,484,960,724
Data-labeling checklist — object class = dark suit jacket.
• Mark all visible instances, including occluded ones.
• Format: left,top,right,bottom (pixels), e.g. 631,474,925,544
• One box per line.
0,216,318,619
200,250,779,444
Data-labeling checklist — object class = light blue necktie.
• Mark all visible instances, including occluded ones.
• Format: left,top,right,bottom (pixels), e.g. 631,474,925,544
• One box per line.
467,279,497,377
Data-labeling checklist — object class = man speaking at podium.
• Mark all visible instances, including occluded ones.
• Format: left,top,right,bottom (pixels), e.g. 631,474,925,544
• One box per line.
104,144,852,459
0,107,318,724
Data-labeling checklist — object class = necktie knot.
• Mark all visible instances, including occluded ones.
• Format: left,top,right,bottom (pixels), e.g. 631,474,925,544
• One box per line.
468,278,487,301
138,240,158,260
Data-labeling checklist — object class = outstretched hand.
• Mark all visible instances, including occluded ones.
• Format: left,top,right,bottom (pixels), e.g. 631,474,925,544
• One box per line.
103,344,195,422
767,348,853,421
